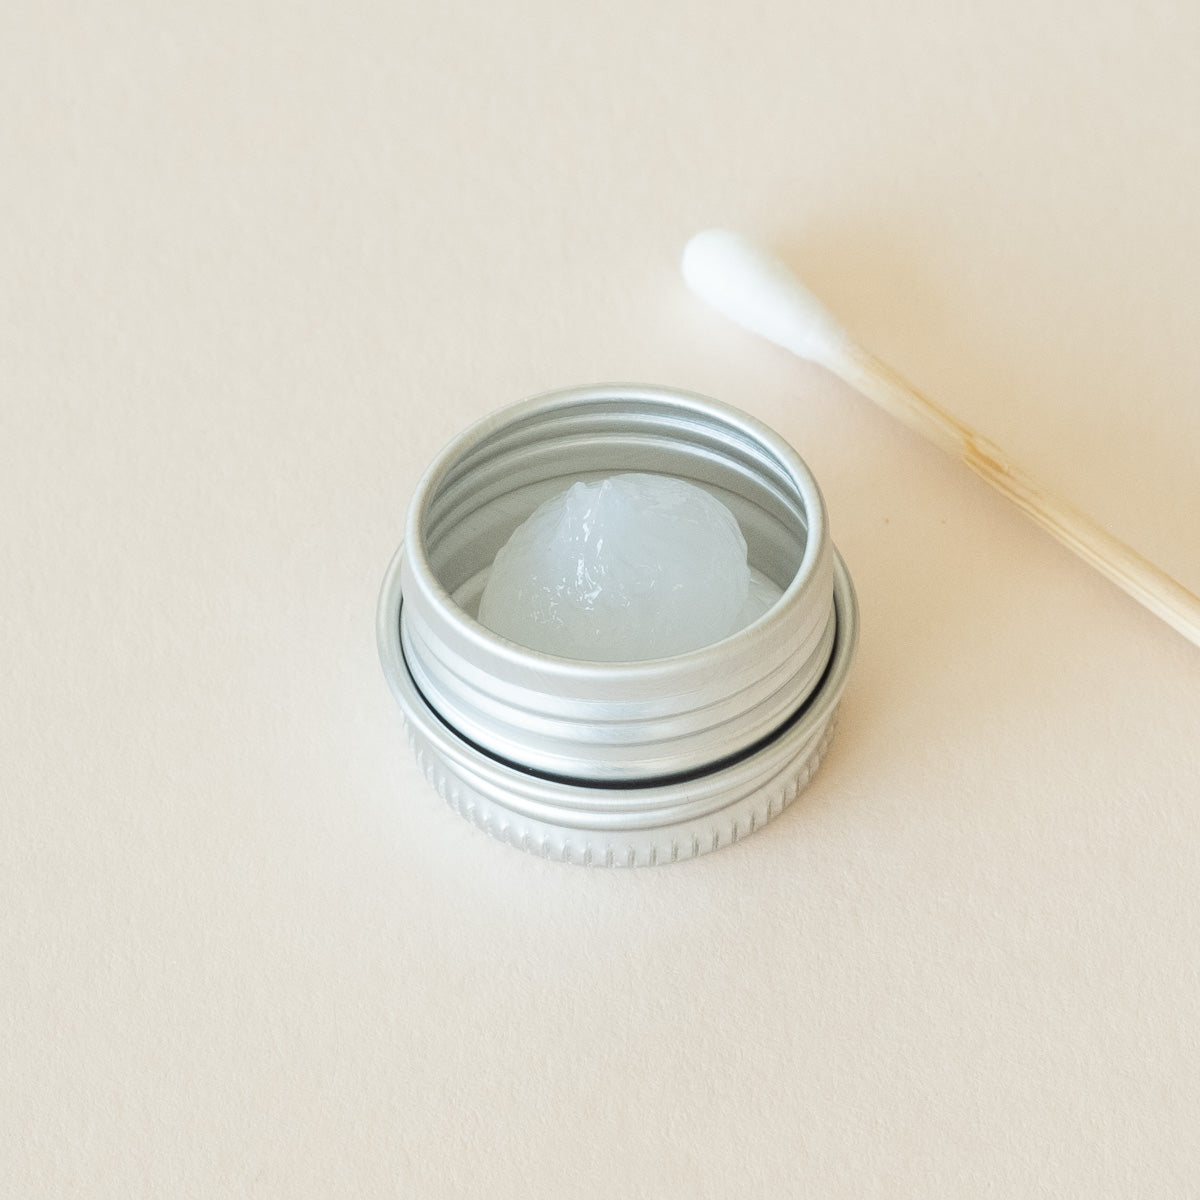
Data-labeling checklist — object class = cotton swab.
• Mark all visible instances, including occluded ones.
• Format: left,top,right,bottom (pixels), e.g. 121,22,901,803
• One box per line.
682,229,1200,650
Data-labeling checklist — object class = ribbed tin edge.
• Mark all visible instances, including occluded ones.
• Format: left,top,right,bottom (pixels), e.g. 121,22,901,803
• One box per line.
378,542,858,866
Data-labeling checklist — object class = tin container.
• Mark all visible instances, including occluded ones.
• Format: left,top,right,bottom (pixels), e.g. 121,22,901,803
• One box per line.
377,384,857,865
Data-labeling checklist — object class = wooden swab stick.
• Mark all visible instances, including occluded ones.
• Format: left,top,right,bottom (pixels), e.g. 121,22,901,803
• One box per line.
682,229,1200,650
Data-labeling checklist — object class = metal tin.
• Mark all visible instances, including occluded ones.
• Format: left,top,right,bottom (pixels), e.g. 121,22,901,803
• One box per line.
378,384,858,864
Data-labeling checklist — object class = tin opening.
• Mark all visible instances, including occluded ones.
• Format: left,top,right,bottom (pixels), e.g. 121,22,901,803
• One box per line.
420,393,813,631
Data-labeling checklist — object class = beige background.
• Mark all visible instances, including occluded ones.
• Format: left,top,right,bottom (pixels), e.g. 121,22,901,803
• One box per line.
5,1,1200,1195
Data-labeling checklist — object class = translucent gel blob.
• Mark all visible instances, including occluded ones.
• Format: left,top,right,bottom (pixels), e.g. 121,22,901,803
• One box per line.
477,473,753,661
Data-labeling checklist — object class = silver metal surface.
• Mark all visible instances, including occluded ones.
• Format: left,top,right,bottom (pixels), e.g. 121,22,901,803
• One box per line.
377,544,858,866
396,385,841,783
377,384,859,864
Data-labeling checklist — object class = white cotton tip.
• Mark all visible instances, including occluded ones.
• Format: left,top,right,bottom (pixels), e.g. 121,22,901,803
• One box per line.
681,229,852,368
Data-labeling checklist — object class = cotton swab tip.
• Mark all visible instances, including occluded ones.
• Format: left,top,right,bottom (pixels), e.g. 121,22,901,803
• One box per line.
681,229,851,368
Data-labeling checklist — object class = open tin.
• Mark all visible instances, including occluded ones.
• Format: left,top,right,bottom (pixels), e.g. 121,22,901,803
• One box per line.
377,384,858,865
